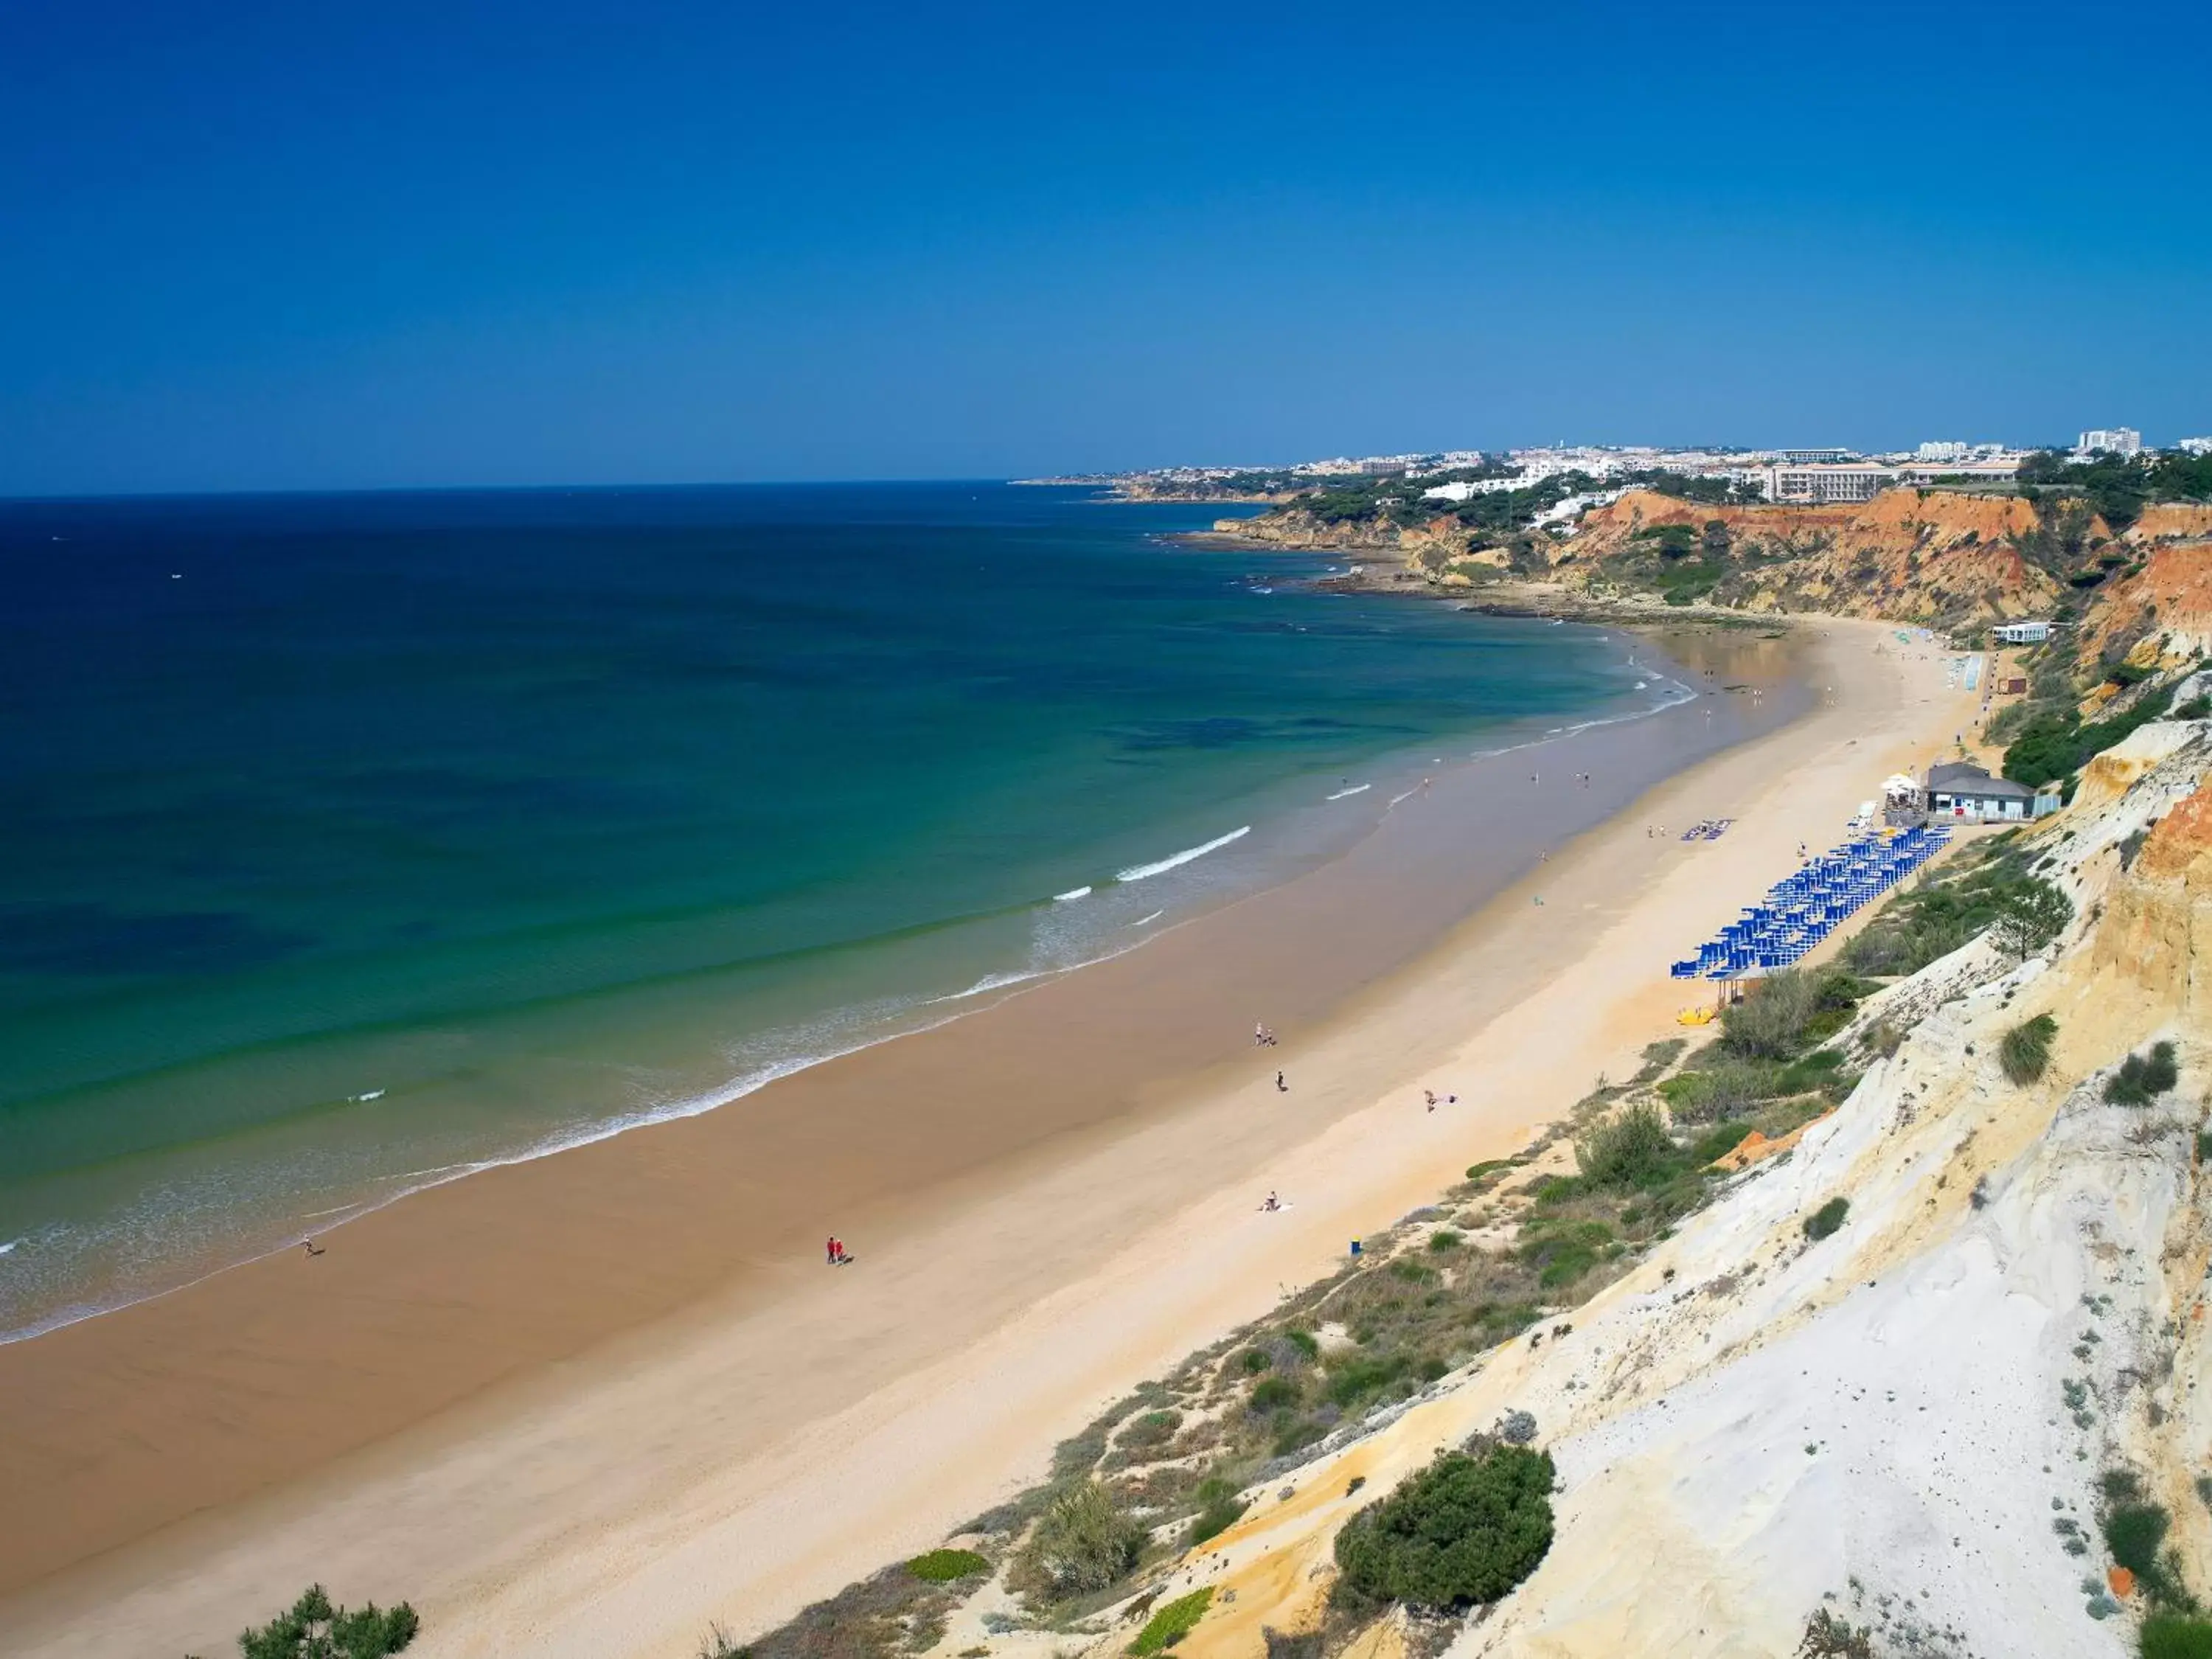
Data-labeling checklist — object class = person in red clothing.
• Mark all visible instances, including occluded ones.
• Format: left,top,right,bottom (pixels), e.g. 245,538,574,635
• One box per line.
826,1236,838,1266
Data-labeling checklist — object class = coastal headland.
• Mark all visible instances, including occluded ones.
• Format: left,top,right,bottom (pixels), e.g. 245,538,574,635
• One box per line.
0,611,1974,1658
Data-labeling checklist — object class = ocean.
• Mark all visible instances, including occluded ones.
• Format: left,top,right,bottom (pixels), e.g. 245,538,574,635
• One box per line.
0,481,1667,1340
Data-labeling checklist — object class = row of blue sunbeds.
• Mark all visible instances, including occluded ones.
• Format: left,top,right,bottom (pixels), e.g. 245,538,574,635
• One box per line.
1669,823,1952,979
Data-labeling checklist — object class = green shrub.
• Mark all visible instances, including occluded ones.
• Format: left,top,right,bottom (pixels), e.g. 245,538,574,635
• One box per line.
1282,1329,1320,1361
1657,1057,1783,1124
2004,681,2175,786
1120,1409,1183,1450
1992,879,2073,958
1128,1587,1212,1655
1240,1347,1273,1373
1517,1218,1615,1287
2180,697,2212,722
1797,1608,1874,1658
235,1586,420,1659
907,1548,990,1583
1719,970,1824,1060
1325,1353,1409,1408
1999,1015,2059,1084
1332,1445,1554,1610
2104,1501,2168,1579
1187,1478,1249,1546
1574,1104,1676,1188
1012,1482,1147,1599
2143,1614,2212,1658
1250,1376,1301,1412
1803,1197,1849,1241
2107,1041,2180,1105
1689,1120,1756,1164
1428,1229,1464,1252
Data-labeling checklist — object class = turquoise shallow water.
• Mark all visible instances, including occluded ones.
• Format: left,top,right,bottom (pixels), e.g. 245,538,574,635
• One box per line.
0,481,1662,1337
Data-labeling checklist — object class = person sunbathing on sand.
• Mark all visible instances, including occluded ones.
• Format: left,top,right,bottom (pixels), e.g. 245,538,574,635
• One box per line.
1260,1191,1281,1212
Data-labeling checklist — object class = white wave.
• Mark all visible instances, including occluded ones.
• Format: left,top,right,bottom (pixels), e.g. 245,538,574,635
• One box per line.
1053,885,1092,902
1325,784,1371,801
0,1240,17,1256
1130,910,1165,927
1388,789,1416,807
349,1088,385,1102
924,970,1048,1004
1115,825,1249,883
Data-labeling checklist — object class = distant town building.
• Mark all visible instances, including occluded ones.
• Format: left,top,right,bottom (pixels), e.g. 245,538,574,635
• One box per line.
1419,478,1521,502
1896,457,2023,486
2179,437,2212,456
2077,428,2143,456
1992,619,2053,645
1775,448,1857,465
1764,463,1896,504
1916,441,1971,462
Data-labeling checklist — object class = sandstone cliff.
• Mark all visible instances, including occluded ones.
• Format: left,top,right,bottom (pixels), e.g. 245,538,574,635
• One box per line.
2081,538,2212,662
1225,485,2212,641
1563,487,2069,626
1134,716,2212,1659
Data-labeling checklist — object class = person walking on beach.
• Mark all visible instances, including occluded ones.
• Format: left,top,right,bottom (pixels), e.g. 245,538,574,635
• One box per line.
302,1238,324,1258
826,1236,839,1266
1276,1071,1287,1093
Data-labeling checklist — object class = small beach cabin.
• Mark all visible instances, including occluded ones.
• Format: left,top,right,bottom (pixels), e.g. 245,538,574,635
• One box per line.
1924,761,2058,821
1992,619,2053,646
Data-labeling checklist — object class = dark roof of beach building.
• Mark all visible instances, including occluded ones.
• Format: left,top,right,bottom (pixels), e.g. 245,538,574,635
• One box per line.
1926,761,2036,799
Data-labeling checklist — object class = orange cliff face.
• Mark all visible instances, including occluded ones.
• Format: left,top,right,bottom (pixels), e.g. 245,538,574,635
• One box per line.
2081,537,2212,661
2093,778,2212,1020
2129,503,2212,545
1563,488,2064,625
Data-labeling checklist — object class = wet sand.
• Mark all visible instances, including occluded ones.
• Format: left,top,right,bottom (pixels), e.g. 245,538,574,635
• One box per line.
0,619,1969,1658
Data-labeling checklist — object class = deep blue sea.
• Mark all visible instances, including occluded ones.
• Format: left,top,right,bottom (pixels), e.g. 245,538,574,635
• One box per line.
0,481,1665,1338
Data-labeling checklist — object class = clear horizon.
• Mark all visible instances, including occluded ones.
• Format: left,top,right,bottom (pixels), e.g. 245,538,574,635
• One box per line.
4,0,2208,497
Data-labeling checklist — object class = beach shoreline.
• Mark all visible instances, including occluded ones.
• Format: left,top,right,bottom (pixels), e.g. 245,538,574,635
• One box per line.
0,616,1974,1659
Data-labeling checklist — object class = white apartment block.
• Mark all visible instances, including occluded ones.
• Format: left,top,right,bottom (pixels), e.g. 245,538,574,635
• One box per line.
1916,441,1971,462
1896,457,2023,486
2177,437,2212,456
1764,463,1897,504
1419,478,1523,502
2077,428,2142,456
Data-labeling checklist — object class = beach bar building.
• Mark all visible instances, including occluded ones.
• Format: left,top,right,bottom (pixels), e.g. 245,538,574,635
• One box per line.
1925,761,2059,821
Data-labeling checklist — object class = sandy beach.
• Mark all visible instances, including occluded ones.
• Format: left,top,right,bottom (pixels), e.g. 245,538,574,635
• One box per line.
0,616,1976,1659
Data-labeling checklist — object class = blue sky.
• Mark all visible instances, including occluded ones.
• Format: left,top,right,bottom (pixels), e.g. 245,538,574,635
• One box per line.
3,1,2208,494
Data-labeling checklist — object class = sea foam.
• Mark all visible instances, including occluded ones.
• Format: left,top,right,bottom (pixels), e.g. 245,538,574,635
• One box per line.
1115,825,1250,883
